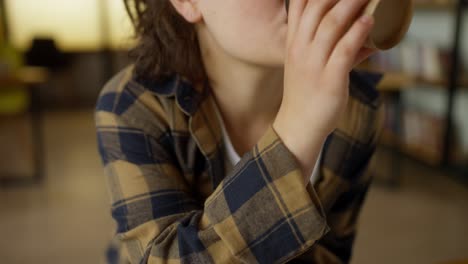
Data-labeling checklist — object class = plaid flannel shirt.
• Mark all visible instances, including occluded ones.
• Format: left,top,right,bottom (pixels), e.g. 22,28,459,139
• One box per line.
95,65,384,264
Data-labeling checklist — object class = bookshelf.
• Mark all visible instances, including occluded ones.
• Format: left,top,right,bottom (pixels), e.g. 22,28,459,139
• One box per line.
373,71,468,91
360,67,468,92
380,130,443,166
363,0,468,182
415,1,456,10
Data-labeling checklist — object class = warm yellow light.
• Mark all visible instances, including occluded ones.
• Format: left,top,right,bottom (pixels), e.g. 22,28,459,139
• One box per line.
5,0,134,51
106,0,135,50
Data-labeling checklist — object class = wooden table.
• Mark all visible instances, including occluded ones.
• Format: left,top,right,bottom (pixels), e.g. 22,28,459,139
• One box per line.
0,67,49,186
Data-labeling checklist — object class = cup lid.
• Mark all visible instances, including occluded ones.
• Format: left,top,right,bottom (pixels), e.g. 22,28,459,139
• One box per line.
365,0,414,50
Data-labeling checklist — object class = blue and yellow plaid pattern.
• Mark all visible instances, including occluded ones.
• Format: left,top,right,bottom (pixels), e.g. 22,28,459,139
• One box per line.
95,66,384,263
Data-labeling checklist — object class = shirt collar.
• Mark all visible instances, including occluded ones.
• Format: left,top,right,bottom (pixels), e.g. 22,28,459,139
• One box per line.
135,73,208,116
136,73,225,187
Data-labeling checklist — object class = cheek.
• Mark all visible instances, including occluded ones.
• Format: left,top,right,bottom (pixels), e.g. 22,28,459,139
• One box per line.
201,0,280,31
237,0,283,26
200,0,286,63
202,5,262,43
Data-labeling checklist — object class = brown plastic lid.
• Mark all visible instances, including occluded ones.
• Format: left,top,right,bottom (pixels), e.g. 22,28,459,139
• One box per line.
364,0,414,50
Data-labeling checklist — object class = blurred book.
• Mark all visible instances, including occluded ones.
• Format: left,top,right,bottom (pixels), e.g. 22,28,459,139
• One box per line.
368,40,466,85
381,97,450,166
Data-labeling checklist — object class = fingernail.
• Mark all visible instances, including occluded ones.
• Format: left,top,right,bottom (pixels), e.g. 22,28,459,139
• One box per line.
360,14,374,25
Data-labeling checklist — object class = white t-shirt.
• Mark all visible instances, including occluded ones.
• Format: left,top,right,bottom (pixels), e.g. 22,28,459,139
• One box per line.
214,103,322,186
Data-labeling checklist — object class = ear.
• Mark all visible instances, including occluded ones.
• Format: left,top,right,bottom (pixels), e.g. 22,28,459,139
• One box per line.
169,0,202,23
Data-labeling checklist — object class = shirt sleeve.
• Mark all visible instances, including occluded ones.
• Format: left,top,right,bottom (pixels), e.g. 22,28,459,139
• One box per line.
95,89,329,263
293,100,385,263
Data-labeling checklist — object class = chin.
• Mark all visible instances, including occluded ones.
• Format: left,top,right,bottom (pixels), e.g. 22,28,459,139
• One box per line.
245,50,283,67
257,57,285,68
267,49,286,67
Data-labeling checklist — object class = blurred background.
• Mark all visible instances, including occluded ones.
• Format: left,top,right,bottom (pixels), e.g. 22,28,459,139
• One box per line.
0,0,467,263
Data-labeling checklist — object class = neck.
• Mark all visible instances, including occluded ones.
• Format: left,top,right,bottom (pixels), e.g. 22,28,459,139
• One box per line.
198,29,284,133
208,61,284,129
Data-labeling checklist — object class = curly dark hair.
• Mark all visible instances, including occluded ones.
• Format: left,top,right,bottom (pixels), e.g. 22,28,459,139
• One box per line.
123,0,206,84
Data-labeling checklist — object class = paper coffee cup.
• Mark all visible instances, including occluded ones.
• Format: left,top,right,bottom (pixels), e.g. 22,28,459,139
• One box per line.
364,0,413,50
284,0,414,50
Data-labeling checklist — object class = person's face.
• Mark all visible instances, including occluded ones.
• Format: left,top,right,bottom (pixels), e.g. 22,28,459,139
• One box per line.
195,0,288,67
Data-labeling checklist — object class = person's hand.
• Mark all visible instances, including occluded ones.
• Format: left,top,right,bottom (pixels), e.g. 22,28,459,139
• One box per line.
273,0,376,180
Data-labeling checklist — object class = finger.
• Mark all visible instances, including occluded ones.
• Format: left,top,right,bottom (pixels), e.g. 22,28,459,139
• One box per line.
295,0,339,47
287,0,308,48
328,14,375,78
313,0,371,65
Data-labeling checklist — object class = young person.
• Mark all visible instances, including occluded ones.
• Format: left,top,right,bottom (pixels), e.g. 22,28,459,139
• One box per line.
95,0,384,263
